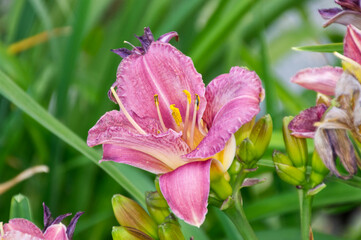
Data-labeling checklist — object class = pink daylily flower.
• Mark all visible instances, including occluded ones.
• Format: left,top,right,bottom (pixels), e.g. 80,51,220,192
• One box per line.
1,204,83,240
87,27,264,227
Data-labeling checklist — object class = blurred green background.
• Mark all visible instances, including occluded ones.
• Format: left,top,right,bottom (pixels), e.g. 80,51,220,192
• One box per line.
1,0,360,239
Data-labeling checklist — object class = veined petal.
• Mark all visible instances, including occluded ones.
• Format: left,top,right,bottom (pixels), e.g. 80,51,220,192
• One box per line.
289,104,328,139
102,145,173,174
112,42,206,129
321,10,361,28
3,219,44,239
291,66,343,96
186,67,262,159
159,160,212,227
88,111,190,171
44,224,68,240
344,24,361,65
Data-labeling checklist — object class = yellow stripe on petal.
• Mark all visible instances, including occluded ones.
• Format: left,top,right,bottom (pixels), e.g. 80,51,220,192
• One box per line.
170,104,183,126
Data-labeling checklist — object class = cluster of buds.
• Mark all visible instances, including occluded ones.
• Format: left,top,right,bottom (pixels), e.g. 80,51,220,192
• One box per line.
111,178,187,240
234,114,273,170
273,117,329,193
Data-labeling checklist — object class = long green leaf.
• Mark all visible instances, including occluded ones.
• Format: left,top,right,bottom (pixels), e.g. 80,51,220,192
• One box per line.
0,70,147,206
292,43,343,53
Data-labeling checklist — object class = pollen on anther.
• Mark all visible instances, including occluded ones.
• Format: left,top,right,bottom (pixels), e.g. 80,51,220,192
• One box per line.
170,104,183,126
183,90,191,104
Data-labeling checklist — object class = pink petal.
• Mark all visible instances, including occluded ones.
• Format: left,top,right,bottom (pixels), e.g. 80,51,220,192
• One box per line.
102,144,173,174
3,219,44,239
159,160,212,227
158,31,178,43
344,24,361,65
186,67,263,159
112,41,206,129
44,224,68,240
289,104,328,139
291,66,343,96
88,111,190,172
321,10,361,28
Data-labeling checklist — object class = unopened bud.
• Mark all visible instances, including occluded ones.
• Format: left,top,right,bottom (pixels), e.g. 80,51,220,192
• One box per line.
154,176,163,197
146,191,170,225
210,161,232,200
249,114,273,160
283,116,308,170
238,138,256,164
228,160,241,176
235,117,256,145
309,150,329,187
273,151,306,186
158,214,185,240
112,194,158,239
112,226,153,240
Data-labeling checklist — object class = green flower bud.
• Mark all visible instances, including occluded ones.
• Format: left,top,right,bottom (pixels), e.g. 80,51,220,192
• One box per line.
235,117,256,145
249,114,273,160
112,226,153,240
282,116,308,169
238,138,256,164
310,150,329,187
158,214,185,240
154,176,162,197
228,160,241,176
210,161,232,200
273,151,306,186
112,194,158,239
146,191,170,225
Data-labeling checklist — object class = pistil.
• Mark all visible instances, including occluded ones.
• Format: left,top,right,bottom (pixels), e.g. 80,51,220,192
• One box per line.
154,94,167,132
189,94,200,149
110,87,146,135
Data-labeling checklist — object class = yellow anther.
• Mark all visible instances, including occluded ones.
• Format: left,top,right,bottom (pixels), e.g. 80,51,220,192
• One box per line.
154,94,159,105
170,104,183,126
183,90,191,104
195,94,200,110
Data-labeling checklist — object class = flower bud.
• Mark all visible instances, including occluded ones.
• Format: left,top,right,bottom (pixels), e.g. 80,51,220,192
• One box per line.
154,176,162,197
210,161,232,200
309,150,329,187
146,191,170,225
228,160,241,176
112,226,153,240
235,117,256,145
283,116,308,170
249,114,273,160
237,138,256,165
273,151,306,186
112,194,158,239
158,214,185,240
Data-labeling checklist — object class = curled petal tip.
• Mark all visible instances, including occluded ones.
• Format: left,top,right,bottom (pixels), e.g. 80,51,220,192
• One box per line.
158,31,179,43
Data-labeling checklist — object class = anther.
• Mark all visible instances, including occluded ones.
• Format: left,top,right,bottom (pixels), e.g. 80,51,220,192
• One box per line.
154,94,167,132
111,87,146,135
170,104,183,126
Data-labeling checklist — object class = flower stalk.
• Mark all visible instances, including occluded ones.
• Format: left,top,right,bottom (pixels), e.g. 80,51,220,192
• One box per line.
298,189,313,240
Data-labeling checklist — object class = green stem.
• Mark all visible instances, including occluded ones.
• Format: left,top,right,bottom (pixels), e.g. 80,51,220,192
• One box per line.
224,167,258,240
298,189,313,240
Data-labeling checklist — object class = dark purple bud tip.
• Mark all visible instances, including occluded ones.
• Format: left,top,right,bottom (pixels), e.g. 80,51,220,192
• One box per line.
66,211,84,240
111,48,132,58
43,203,53,232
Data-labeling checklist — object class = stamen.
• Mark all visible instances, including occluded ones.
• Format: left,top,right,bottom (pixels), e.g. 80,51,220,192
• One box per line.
183,90,191,140
154,94,167,132
189,94,200,149
110,87,146,135
170,104,183,126
124,41,142,55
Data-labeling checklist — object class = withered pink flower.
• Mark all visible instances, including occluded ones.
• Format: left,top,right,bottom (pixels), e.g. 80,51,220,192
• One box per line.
319,0,361,28
1,203,83,240
290,24,361,178
87,27,264,227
